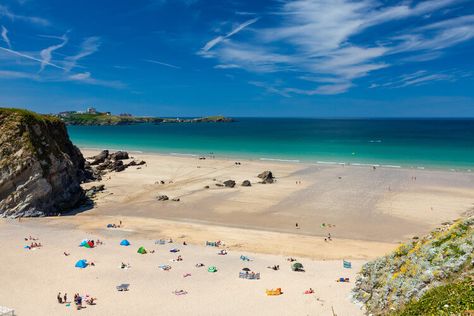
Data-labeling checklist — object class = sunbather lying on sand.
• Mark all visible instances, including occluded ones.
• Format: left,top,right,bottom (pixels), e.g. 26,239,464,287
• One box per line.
173,290,187,295
195,263,204,268
267,265,280,270
304,288,314,294
64,252,70,256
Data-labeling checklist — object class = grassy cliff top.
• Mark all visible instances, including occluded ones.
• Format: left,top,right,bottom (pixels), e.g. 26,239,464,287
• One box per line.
353,215,474,315
0,107,62,124
60,112,233,125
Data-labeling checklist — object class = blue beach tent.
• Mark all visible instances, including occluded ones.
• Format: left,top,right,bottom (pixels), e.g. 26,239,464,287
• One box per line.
120,239,130,246
75,259,88,269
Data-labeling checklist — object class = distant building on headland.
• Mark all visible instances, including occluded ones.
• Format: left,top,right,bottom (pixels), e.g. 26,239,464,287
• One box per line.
86,107,97,114
58,111,77,117
119,113,132,117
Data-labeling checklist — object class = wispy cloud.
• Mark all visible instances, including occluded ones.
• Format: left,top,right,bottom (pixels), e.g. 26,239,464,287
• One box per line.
0,69,39,80
64,36,101,72
144,59,181,69
214,64,241,69
0,46,64,69
200,17,259,53
39,34,68,72
200,0,473,95
369,70,463,89
1,25,11,48
0,4,49,26
67,71,126,89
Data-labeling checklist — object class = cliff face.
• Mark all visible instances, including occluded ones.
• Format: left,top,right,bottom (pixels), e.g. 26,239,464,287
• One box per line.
353,215,474,315
0,108,87,217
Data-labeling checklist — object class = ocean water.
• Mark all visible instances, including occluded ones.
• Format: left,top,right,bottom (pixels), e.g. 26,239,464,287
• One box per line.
67,118,474,170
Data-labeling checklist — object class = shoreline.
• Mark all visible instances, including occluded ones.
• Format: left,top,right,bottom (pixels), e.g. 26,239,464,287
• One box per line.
78,146,474,173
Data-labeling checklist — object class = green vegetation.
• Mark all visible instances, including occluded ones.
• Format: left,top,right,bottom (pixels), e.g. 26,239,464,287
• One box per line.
392,279,474,316
60,112,234,125
353,216,474,315
0,107,61,124
61,113,162,125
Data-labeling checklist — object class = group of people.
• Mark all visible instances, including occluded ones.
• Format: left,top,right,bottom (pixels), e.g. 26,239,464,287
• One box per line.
324,233,333,242
58,292,97,309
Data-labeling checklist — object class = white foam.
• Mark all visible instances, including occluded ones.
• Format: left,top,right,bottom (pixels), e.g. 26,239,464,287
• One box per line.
259,158,300,163
170,152,198,157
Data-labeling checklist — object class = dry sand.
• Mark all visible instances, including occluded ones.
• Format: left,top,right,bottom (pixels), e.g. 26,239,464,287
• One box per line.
0,220,364,316
1,150,473,315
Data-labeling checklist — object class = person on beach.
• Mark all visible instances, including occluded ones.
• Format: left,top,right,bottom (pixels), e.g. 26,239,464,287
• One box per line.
57,292,62,304
296,223,299,229
63,293,67,303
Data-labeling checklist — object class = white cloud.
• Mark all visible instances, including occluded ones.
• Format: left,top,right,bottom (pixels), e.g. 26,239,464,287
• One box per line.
64,37,101,72
0,4,49,26
144,59,181,69
0,46,64,69
67,71,125,89
39,34,68,72
200,0,472,95
200,17,259,52
214,64,241,69
0,69,38,80
1,25,11,48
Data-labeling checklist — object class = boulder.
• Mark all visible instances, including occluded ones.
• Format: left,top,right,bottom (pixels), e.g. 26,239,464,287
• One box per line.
241,180,251,187
110,151,129,160
157,195,169,201
89,150,109,165
223,180,236,188
257,171,274,184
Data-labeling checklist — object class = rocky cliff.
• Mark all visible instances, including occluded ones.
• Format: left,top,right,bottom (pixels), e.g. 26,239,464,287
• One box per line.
353,214,474,315
0,108,87,217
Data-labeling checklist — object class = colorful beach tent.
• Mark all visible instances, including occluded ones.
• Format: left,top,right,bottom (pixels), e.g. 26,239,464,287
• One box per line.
137,246,147,254
207,266,217,273
120,239,130,246
79,240,94,248
75,260,88,268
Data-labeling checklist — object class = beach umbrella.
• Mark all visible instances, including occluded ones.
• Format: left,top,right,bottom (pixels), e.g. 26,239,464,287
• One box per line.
242,268,251,272
120,239,130,246
75,259,88,269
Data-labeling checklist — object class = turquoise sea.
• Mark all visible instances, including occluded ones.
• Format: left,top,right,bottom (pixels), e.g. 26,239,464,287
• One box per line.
67,118,474,171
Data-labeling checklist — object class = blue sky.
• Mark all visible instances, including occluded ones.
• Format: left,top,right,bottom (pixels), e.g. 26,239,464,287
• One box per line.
0,0,473,117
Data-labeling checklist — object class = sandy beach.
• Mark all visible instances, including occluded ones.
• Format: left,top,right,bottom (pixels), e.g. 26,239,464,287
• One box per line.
1,150,473,315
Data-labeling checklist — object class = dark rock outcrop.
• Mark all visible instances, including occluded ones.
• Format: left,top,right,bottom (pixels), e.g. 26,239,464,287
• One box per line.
84,150,145,177
85,184,105,198
0,108,88,217
110,151,129,160
257,171,274,184
241,180,251,187
89,150,109,165
223,180,236,188
157,195,169,201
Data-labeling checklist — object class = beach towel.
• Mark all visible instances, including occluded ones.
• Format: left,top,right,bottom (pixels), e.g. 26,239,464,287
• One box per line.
240,255,250,261
343,260,352,269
